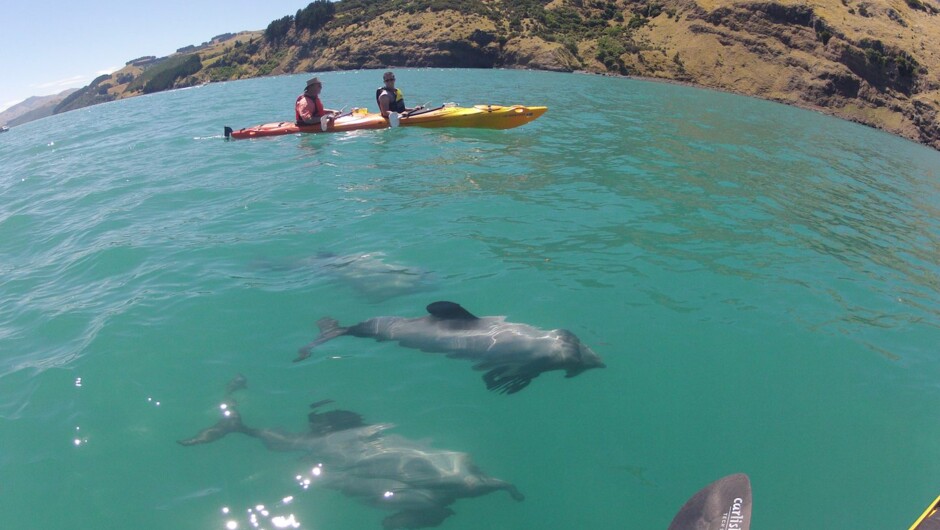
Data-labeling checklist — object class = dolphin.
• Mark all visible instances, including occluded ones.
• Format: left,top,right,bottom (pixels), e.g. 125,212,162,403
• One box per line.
178,385,523,529
256,251,434,302
323,252,434,302
295,301,605,394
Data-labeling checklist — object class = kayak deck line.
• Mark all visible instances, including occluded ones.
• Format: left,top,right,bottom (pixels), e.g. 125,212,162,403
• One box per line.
224,104,547,139
910,494,940,530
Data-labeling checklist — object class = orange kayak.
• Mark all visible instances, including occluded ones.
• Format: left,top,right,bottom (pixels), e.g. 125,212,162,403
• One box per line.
224,110,387,139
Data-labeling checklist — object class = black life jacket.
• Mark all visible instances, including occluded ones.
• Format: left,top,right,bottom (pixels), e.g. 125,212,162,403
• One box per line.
376,87,405,113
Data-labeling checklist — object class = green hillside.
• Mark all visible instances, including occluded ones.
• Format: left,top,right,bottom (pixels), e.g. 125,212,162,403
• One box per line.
46,0,940,149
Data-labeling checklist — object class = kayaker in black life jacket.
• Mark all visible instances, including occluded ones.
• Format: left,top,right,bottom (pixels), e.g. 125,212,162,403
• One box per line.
376,71,423,119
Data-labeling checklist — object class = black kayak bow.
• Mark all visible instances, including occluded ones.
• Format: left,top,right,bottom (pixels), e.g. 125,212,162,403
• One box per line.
668,474,752,530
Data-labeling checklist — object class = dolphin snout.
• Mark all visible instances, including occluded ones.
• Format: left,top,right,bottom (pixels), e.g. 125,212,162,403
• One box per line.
580,345,605,368
563,344,606,378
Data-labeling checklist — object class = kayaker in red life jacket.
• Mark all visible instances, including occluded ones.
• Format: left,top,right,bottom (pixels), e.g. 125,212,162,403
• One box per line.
376,71,423,119
296,77,340,126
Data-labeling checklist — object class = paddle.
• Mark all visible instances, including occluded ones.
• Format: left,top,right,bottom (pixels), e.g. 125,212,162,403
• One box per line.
386,103,433,128
405,101,431,115
319,107,348,132
335,106,364,119
402,103,444,119
385,101,432,126
667,474,752,530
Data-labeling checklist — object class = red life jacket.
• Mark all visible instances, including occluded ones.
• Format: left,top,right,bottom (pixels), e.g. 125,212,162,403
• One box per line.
296,94,325,125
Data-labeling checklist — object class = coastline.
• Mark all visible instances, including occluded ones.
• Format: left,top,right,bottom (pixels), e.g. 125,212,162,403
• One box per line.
9,0,939,154
5,64,934,153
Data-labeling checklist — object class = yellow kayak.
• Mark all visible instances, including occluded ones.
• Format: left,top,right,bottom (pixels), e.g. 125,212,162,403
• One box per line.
910,494,940,530
398,104,547,130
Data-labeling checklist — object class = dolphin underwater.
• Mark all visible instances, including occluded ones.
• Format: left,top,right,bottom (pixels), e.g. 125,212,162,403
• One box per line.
314,252,435,302
178,386,523,529
295,301,606,394
257,251,434,302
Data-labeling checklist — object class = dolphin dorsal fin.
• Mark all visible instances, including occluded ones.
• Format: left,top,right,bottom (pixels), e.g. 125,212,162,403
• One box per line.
426,301,478,320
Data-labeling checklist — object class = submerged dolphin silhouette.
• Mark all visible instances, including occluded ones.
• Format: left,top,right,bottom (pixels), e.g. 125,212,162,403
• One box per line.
295,301,605,394
256,251,434,302
318,252,434,302
178,387,523,529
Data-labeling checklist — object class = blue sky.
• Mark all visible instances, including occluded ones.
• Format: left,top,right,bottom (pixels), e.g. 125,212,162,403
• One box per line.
0,1,312,112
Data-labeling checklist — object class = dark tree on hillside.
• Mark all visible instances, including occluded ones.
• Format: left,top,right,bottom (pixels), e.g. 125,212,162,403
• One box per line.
295,0,336,33
143,55,202,93
265,15,294,43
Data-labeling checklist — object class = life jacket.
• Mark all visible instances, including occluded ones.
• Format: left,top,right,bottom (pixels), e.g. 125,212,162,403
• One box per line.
376,87,405,113
295,94,325,124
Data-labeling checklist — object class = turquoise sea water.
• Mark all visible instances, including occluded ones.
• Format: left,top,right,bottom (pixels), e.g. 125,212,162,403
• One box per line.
1,68,939,529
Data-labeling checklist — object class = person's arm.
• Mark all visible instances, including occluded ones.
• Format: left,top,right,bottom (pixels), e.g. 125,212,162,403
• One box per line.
401,96,424,116
378,92,391,118
296,98,315,124
314,103,340,120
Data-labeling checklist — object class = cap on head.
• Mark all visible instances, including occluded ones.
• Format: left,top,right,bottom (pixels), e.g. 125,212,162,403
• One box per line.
306,77,322,89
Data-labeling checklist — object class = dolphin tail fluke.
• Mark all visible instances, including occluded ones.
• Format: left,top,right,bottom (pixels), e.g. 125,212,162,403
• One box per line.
225,374,247,395
295,317,349,362
504,483,526,502
177,407,249,446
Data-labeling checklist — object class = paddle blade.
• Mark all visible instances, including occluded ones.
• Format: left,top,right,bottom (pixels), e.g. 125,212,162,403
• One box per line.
668,474,752,530
388,112,400,128
320,115,330,132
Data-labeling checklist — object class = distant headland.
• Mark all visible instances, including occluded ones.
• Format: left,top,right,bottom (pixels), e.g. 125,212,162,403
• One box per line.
3,0,938,150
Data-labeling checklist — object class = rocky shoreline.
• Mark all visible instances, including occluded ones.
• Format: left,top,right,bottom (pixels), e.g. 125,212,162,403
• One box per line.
9,1,939,150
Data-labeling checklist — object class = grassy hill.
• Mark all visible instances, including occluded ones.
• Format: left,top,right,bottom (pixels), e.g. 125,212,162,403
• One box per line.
48,0,940,149
0,89,77,127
